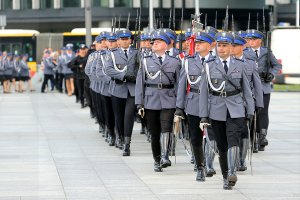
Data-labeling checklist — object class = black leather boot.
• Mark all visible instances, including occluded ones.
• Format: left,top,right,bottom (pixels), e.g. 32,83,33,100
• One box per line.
238,139,248,171
140,124,146,134
99,123,104,135
192,145,205,181
122,137,131,156
259,129,268,151
227,146,239,187
219,152,232,190
205,140,217,177
160,132,172,168
104,126,109,142
108,129,115,146
154,156,162,172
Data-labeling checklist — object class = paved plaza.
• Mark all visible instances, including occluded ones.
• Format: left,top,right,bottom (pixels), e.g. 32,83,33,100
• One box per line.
0,90,299,200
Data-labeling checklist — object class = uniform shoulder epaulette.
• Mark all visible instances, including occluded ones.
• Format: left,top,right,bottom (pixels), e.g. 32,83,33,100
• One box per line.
187,55,195,58
245,57,255,62
167,54,177,59
206,58,215,63
143,55,152,58
110,48,118,52
100,50,107,55
234,57,244,62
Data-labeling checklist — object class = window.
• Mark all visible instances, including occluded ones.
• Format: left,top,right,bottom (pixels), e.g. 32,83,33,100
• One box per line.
62,0,80,7
40,0,53,9
93,0,109,7
115,0,132,7
21,0,32,9
142,0,149,8
1,0,12,10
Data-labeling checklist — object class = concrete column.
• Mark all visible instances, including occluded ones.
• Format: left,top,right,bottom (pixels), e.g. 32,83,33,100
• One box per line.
32,0,40,9
53,0,61,9
109,0,114,8
133,0,140,8
85,0,92,46
13,0,20,10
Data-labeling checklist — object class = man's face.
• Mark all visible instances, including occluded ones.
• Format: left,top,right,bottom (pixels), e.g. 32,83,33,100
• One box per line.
195,41,211,54
216,42,232,59
141,40,152,49
67,49,73,54
152,39,167,53
107,40,118,49
231,44,244,56
247,38,262,49
79,48,87,56
175,41,188,50
95,42,102,50
119,37,131,48
100,39,108,49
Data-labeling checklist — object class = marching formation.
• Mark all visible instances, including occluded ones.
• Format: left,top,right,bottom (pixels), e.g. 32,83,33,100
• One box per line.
0,52,34,93
38,8,282,190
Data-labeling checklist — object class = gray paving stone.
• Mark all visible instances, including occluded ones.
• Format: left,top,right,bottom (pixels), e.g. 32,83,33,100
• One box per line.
0,92,299,199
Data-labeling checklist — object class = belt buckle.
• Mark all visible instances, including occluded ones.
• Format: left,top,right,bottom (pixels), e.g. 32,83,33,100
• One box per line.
158,83,163,89
197,89,201,94
220,91,227,97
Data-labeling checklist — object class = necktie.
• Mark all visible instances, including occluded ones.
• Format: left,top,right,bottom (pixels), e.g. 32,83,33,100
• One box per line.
124,49,128,59
158,56,163,65
223,60,228,74
255,50,259,58
201,57,205,65
166,50,170,55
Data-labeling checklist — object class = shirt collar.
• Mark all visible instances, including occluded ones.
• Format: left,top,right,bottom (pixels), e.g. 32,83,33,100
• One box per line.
219,56,231,66
121,47,130,53
156,53,166,61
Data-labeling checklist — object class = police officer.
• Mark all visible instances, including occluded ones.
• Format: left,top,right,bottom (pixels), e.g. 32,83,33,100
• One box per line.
205,26,218,56
139,32,152,137
85,34,107,136
244,29,282,151
69,44,89,108
95,32,116,146
231,34,264,171
0,52,4,89
61,46,75,96
56,47,65,93
3,53,14,93
199,32,254,190
175,31,215,181
161,28,179,57
135,30,181,172
105,29,139,156
41,50,55,93
18,54,30,92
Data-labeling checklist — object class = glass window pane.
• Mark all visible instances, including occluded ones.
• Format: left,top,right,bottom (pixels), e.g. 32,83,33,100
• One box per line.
63,0,80,7
40,0,53,8
21,0,32,9
2,0,13,9
142,0,149,8
93,0,109,7
115,0,132,7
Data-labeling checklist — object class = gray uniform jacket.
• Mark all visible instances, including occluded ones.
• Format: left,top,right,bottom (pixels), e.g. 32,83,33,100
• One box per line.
56,56,63,74
95,50,111,97
43,57,55,75
0,59,4,75
87,51,101,93
240,55,264,108
105,47,138,99
135,54,181,110
61,53,75,75
19,60,30,77
4,59,14,75
244,47,282,94
199,56,254,121
176,54,214,117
